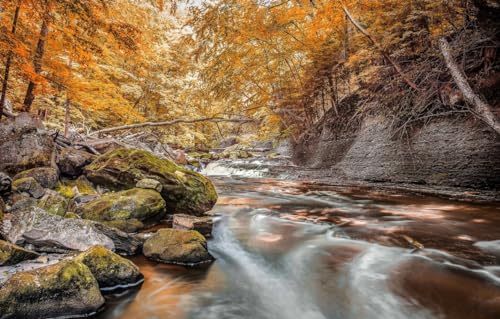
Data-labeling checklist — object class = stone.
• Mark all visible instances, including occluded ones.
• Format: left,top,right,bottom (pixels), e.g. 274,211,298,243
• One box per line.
11,177,45,199
1,207,115,253
0,260,104,319
173,214,213,238
13,167,59,189
143,228,214,266
76,188,166,232
74,245,143,291
91,222,141,256
174,150,188,165
37,189,69,216
57,147,96,177
0,240,39,266
0,198,5,222
136,178,163,192
85,148,218,215
0,113,55,175
0,172,12,195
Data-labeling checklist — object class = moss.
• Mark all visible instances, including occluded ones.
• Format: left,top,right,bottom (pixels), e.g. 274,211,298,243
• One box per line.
76,188,165,232
74,245,143,289
37,190,69,216
56,176,97,199
12,177,34,189
0,260,104,319
65,212,79,219
0,240,40,266
85,148,218,215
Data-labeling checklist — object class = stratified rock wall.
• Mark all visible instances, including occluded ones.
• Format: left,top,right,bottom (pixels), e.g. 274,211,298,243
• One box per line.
293,116,500,189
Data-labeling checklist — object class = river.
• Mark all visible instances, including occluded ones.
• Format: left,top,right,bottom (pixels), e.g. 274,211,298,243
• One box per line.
97,172,500,319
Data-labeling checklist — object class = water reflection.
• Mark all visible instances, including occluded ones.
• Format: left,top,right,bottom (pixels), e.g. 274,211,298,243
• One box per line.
98,177,500,319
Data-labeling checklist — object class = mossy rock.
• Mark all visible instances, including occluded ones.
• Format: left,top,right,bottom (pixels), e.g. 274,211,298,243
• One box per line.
0,260,104,319
76,188,166,232
12,177,45,199
56,176,98,199
13,167,59,189
143,228,214,266
74,245,143,291
84,149,217,215
0,198,5,221
0,240,39,266
37,189,69,216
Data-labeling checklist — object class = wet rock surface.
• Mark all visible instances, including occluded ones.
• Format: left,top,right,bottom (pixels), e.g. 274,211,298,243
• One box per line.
74,246,143,291
85,148,217,215
0,259,104,319
173,214,213,238
57,147,96,177
142,228,214,266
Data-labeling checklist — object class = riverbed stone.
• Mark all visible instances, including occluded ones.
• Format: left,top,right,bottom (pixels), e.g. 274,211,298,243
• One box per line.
84,148,217,215
75,245,143,291
0,207,115,252
136,178,163,192
76,188,166,232
0,173,12,195
0,240,39,266
0,113,55,175
13,167,59,189
37,189,69,216
143,228,214,266
57,147,96,177
0,259,104,319
173,214,213,237
11,177,45,199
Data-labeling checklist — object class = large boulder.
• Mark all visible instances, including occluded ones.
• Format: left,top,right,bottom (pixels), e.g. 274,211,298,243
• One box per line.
143,228,214,266
0,240,39,266
57,147,96,177
84,149,217,215
76,188,166,232
74,246,143,291
0,173,12,195
1,207,114,252
11,177,45,199
0,260,104,319
13,167,59,189
0,113,55,175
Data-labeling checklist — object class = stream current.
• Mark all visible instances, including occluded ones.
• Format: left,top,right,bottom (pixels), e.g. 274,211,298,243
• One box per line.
97,167,500,319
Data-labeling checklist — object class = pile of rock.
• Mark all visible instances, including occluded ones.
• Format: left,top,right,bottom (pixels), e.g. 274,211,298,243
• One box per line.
0,115,218,319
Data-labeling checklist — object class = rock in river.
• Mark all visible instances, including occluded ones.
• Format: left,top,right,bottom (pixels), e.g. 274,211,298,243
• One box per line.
76,188,166,232
173,214,213,237
85,148,218,215
143,228,214,266
0,260,104,319
0,240,39,266
75,245,143,291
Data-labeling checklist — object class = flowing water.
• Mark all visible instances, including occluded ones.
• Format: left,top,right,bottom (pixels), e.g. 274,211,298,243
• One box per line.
97,174,500,319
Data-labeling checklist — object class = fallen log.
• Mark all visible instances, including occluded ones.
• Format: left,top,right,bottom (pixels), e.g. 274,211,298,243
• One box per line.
439,38,500,135
88,117,254,137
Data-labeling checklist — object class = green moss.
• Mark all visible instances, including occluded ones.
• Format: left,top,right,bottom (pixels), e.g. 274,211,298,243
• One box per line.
12,177,34,189
65,212,79,219
56,176,97,199
85,148,218,215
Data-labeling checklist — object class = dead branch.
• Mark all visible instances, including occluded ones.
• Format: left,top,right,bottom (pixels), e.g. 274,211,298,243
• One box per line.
341,4,420,91
88,117,254,137
439,38,500,135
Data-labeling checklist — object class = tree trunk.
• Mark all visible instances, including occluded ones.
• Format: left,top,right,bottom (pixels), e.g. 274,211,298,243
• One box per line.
64,99,70,138
439,38,500,135
0,3,21,120
88,117,253,137
341,4,419,91
23,14,50,112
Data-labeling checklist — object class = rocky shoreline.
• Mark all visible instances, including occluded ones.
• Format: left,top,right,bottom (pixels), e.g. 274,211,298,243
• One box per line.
0,115,217,319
